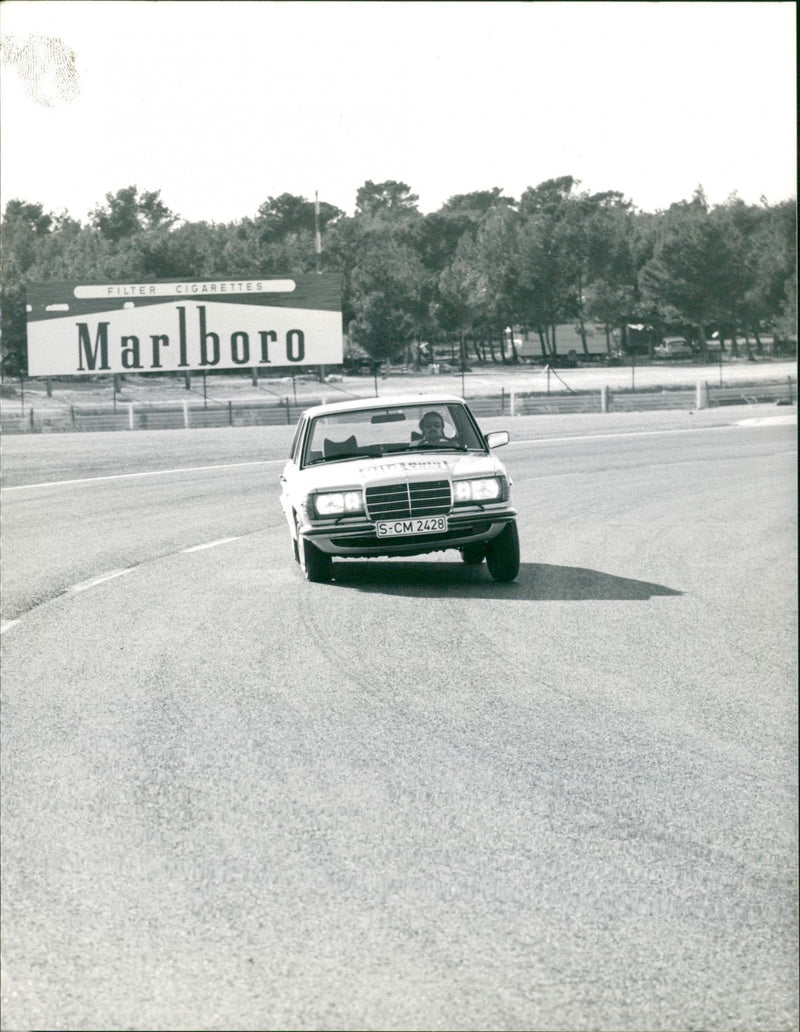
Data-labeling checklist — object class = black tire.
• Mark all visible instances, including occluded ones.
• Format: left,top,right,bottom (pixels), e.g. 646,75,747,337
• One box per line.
299,535,333,582
461,544,486,566
485,521,520,582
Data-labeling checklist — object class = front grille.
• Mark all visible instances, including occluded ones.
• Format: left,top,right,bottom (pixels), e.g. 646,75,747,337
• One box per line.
365,479,451,521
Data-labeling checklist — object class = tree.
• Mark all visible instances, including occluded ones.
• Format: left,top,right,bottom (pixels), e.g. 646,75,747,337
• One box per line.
355,180,419,218
437,231,500,363
775,268,797,344
743,198,797,347
418,188,514,274
329,182,427,358
90,186,177,242
516,177,582,354
571,191,635,354
348,235,427,363
249,194,344,274
1,200,53,275
154,220,229,279
519,175,577,218
1,200,57,374
470,207,522,360
255,193,342,242
436,236,479,363
639,190,747,351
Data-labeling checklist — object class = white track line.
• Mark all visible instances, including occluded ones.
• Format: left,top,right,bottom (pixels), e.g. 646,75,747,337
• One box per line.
736,415,797,427
70,568,135,593
510,420,796,448
1,459,283,493
182,537,241,553
3,537,245,634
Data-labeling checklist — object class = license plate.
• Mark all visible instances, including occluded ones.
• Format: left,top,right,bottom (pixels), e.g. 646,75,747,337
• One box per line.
375,515,448,538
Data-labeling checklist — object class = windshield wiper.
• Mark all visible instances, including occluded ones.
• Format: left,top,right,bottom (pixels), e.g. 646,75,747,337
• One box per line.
410,442,470,452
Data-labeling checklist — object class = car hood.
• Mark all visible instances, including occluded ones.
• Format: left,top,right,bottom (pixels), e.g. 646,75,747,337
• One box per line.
293,451,506,489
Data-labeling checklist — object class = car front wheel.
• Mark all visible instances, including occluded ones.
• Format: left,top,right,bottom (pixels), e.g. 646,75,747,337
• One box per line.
299,535,333,582
485,521,520,582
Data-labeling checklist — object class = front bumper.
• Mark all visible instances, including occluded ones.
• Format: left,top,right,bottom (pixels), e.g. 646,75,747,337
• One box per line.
301,508,517,557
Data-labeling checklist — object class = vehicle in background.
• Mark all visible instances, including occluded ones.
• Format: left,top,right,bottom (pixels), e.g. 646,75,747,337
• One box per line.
654,337,693,359
695,338,723,354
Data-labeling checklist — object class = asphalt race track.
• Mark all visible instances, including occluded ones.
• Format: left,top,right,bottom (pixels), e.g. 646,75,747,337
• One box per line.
1,407,797,1031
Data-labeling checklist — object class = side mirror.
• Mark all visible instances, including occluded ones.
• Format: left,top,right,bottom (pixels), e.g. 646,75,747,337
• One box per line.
485,430,509,449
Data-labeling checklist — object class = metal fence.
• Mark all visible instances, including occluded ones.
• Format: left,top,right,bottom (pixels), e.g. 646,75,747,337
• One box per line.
0,378,794,434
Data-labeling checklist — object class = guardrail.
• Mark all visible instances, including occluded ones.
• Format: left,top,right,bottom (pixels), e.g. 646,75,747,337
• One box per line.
1,378,794,434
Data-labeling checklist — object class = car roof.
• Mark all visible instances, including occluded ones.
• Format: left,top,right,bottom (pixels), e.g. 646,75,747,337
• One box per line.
301,394,467,418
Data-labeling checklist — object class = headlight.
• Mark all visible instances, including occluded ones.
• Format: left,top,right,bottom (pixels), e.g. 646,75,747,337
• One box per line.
453,477,507,504
313,491,364,517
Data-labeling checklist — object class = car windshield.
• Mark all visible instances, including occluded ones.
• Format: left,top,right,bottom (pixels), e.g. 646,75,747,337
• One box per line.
302,402,485,466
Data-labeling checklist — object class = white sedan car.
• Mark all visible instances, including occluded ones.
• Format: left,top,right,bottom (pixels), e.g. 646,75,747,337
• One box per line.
279,394,520,583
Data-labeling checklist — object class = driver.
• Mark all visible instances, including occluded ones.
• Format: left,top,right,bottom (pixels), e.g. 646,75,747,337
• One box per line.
415,410,450,446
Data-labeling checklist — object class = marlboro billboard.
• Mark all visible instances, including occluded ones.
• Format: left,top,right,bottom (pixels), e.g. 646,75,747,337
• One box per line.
25,274,343,376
